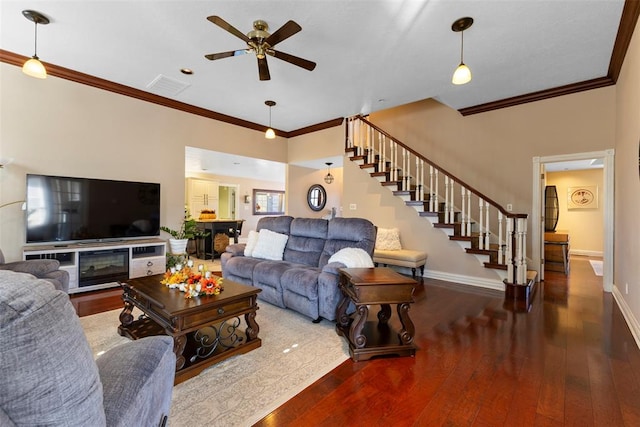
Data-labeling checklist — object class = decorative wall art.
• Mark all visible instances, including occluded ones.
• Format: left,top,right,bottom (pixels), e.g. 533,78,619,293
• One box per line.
567,185,598,209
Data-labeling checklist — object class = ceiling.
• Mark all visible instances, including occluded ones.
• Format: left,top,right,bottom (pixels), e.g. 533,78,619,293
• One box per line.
0,0,628,135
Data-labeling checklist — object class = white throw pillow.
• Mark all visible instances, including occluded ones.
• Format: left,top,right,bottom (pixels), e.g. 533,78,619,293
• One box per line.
375,227,402,250
244,230,260,257
251,229,289,261
328,248,374,268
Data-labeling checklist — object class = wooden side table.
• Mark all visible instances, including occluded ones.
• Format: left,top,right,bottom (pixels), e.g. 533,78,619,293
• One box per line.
336,267,417,361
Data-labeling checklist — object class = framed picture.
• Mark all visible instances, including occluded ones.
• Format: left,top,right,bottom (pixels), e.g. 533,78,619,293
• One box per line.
567,185,598,209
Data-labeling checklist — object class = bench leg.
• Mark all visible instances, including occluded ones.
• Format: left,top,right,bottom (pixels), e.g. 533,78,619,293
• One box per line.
411,267,416,278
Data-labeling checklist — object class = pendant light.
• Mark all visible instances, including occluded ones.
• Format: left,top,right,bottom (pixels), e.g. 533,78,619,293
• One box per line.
324,162,334,184
22,10,50,79
264,100,276,139
451,17,473,85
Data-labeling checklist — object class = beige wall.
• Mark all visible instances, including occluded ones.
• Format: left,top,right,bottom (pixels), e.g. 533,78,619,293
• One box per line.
287,165,343,219
0,63,287,261
546,169,604,256
614,13,640,325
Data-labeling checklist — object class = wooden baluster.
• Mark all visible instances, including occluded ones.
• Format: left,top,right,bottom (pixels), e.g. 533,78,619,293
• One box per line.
429,166,435,212
381,135,386,174
419,160,424,202
484,201,490,250
403,148,409,191
498,212,504,265
478,198,485,250
460,187,467,235
449,179,455,224
444,176,450,224
434,169,439,215
466,188,472,237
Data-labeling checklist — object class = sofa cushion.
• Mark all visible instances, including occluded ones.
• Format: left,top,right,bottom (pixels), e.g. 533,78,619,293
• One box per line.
320,218,377,266
252,229,289,261
256,215,293,234
284,218,328,267
0,270,106,426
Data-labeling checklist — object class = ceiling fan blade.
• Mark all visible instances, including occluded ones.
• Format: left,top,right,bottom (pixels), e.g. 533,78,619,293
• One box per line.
204,49,248,61
207,15,251,43
269,50,316,71
265,20,301,47
258,57,271,81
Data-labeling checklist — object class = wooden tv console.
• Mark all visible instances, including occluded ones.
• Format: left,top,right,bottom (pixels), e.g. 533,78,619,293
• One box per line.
23,238,166,294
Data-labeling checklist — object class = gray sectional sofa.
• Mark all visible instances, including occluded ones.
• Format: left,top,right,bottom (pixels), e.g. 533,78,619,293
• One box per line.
221,216,376,322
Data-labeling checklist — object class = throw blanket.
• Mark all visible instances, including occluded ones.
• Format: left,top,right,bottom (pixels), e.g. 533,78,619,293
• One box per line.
327,248,374,268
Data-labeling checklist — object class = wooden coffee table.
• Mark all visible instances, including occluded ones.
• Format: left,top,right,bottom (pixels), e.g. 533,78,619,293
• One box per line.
336,267,417,361
118,274,261,384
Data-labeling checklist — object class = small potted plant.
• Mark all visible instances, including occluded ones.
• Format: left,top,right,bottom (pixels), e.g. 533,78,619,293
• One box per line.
161,214,208,255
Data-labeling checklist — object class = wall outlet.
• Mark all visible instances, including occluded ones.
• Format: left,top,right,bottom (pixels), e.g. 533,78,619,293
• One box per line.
506,204,513,212
349,203,357,210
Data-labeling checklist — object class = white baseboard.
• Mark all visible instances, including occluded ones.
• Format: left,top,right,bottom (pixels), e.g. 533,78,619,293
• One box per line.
569,249,603,257
423,270,504,292
612,284,640,350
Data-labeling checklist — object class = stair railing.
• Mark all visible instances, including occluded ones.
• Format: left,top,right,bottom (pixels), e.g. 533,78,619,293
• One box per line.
345,115,529,285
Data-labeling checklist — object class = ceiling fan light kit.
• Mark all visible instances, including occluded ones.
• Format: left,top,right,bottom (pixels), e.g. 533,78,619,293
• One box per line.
451,16,473,85
21,10,50,79
265,100,276,139
205,16,316,81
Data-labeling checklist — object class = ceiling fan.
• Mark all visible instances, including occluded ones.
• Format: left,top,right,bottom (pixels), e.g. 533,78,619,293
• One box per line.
205,15,316,81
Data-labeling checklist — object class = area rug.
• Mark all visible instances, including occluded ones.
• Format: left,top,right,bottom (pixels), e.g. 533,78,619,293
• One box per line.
80,302,349,426
589,259,604,276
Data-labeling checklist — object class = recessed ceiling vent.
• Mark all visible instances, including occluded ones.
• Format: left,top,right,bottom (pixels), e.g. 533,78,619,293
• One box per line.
146,74,190,97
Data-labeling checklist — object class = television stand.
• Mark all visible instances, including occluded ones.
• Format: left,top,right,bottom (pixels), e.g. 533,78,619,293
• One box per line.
23,238,167,294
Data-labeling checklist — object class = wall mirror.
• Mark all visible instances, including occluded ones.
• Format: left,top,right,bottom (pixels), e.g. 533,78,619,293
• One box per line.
253,189,285,215
307,184,327,212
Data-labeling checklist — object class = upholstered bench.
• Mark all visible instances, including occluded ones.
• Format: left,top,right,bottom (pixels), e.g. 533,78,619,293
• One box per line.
373,249,427,279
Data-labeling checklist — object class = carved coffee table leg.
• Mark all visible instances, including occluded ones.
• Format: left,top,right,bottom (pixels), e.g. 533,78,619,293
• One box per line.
173,334,187,371
245,310,260,341
119,300,134,327
349,304,369,348
397,302,415,345
377,303,392,324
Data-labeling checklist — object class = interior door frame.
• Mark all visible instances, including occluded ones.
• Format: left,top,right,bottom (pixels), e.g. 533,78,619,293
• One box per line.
532,149,614,292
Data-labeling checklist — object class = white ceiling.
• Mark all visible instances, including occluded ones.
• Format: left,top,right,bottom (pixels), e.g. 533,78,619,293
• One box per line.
0,0,625,134
1,1,627,179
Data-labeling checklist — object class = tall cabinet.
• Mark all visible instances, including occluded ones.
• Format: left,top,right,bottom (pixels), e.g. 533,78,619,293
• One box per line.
188,178,219,218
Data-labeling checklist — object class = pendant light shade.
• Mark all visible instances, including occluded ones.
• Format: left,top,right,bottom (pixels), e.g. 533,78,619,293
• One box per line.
452,63,471,85
264,100,276,139
451,17,473,85
324,162,334,184
22,10,50,79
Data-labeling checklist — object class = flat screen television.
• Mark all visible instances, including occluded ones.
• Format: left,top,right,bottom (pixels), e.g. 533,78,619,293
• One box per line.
26,174,160,244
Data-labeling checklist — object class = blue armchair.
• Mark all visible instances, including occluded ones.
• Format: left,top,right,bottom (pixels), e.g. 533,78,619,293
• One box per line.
0,270,176,426
0,249,69,292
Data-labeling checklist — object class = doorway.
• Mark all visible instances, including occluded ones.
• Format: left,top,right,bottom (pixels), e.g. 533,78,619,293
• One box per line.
218,184,239,219
532,150,614,291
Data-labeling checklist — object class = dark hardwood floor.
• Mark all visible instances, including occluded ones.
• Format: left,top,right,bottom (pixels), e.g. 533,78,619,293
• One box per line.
254,257,640,426
72,258,640,426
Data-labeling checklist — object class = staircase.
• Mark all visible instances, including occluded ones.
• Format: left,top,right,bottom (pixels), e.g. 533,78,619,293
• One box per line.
345,116,536,307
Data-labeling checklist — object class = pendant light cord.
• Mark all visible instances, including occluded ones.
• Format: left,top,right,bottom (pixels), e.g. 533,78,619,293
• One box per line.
460,30,464,64
34,21,39,57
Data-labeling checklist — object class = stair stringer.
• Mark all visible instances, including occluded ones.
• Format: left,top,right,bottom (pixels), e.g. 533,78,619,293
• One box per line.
343,158,505,292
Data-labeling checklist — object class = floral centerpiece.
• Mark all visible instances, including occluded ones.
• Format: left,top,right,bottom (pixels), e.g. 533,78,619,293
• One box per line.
160,259,223,299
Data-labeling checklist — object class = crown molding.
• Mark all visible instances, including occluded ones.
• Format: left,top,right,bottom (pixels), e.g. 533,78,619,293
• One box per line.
459,0,639,116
